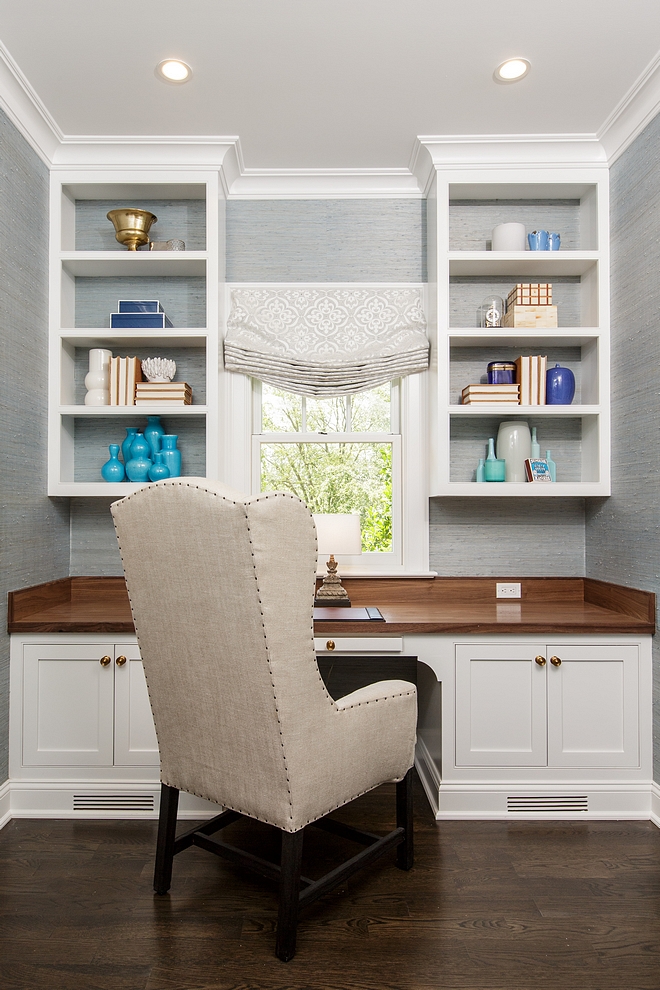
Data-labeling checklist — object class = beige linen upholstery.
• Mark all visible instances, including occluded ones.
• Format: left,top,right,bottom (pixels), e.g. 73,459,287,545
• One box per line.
111,479,417,833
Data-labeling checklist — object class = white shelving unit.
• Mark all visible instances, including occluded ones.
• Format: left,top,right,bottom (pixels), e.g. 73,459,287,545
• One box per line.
428,170,610,496
48,170,220,496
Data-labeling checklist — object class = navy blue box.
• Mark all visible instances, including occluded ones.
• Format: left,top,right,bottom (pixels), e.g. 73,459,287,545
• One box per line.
118,300,164,313
110,312,173,329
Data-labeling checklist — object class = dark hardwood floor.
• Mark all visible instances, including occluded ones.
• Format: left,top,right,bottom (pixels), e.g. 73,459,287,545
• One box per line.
1,776,660,990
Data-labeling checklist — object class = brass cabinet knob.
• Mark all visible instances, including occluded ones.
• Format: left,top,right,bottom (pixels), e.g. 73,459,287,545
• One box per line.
326,640,336,651
116,655,127,667
550,655,562,667
99,655,112,667
535,655,546,666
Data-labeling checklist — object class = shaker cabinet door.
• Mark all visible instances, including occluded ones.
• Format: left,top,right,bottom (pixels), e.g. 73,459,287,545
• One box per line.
546,644,639,768
455,644,547,766
113,645,159,767
22,644,115,766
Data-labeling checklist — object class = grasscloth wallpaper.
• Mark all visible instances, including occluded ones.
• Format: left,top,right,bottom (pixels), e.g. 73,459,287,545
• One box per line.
585,111,660,784
0,109,69,781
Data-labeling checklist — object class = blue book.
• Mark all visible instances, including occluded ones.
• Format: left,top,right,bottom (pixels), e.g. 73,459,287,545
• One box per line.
118,300,163,313
110,312,173,329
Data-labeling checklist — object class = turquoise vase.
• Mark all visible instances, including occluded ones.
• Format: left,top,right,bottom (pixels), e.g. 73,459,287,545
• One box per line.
121,427,137,465
148,451,170,482
125,433,152,483
101,444,125,483
160,435,181,478
144,416,164,457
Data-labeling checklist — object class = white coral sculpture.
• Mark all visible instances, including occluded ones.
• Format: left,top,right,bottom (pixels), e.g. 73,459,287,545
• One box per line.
141,357,176,382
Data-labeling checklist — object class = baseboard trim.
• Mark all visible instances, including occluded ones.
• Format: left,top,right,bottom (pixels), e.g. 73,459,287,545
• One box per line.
432,781,655,820
0,779,11,830
651,781,660,828
5,780,219,821
415,737,441,817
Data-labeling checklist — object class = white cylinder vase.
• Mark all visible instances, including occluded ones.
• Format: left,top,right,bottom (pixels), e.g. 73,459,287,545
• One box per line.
492,222,527,251
496,420,531,482
85,348,112,405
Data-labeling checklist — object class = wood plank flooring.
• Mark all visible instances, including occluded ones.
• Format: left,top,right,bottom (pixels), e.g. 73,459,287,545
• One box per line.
1,777,660,989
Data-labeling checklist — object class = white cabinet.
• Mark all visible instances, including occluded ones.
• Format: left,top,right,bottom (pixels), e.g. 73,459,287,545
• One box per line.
21,642,158,768
427,168,610,495
48,170,221,495
455,642,639,769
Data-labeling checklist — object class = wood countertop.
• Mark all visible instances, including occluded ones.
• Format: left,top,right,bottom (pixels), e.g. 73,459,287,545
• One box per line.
7,576,655,636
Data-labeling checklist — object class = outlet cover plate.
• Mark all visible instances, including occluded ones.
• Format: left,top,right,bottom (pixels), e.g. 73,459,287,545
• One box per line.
496,582,522,599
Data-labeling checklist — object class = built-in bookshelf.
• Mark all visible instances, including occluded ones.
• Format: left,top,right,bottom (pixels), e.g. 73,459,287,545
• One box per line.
48,172,220,495
428,171,610,496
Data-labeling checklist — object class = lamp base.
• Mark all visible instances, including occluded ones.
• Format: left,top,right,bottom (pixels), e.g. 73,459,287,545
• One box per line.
314,597,352,607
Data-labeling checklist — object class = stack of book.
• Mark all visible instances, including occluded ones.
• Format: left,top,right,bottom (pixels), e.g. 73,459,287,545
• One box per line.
461,384,520,405
135,382,193,406
109,356,143,405
515,355,547,405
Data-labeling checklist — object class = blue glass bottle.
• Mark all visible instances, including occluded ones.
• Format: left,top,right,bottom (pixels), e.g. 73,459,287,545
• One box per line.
144,416,164,457
160,435,181,478
545,449,557,482
125,433,152,483
121,427,137,465
148,451,170,482
101,444,125,483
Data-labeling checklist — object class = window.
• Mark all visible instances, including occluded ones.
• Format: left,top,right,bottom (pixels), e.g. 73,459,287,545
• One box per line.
253,382,401,564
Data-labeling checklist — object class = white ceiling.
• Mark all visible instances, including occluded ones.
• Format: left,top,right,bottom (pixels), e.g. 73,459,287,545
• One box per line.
1,0,660,170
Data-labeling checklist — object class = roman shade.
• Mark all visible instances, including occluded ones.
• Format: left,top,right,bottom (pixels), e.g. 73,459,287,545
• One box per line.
224,286,429,395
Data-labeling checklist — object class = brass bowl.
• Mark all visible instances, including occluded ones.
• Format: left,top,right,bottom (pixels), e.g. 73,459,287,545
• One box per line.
106,208,158,251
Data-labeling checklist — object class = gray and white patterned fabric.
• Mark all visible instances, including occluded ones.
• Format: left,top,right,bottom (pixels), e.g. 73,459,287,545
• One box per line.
224,286,429,395
111,480,417,832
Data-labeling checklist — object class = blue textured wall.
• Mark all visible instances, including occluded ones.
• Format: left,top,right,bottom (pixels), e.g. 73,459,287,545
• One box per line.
0,109,70,782
585,112,660,784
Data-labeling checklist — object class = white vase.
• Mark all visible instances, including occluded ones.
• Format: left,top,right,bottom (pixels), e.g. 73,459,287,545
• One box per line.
85,348,112,405
496,420,531,482
492,222,527,251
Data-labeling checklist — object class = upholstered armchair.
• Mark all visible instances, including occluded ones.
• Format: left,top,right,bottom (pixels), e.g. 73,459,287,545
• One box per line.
111,479,417,960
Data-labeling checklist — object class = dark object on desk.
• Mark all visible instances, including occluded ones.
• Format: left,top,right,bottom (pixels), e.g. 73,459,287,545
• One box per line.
313,606,384,621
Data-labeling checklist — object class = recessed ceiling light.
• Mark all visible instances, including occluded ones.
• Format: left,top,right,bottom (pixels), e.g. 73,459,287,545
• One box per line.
494,58,530,83
155,59,192,84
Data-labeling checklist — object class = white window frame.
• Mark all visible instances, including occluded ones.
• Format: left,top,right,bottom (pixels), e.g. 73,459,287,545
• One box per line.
219,282,431,576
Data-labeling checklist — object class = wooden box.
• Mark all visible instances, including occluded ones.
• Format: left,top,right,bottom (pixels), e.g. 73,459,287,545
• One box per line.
507,283,552,307
503,304,558,328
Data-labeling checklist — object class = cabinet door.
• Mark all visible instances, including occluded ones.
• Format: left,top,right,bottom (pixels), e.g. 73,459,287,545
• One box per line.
547,644,639,768
22,644,115,766
455,644,547,766
113,645,159,767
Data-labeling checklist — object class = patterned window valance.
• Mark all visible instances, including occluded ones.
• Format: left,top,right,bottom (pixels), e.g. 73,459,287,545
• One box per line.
224,286,429,396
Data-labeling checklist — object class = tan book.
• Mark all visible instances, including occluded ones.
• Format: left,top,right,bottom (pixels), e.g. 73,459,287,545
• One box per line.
515,356,531,405
135,397,191,406
136,381,191,391
109,356,119,406
462,396,520,404
538,355,547,404
125,356,143,406
118,357,128,405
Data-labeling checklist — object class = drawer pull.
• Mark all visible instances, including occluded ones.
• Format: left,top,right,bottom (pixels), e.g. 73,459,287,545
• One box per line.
550,655,562,667
326,640,336,651
99,655,112,667
535,655,546,667
116,655,127,667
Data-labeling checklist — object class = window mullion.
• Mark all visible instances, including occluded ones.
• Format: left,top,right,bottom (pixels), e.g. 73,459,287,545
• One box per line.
345,395,352,433
301,396,307,433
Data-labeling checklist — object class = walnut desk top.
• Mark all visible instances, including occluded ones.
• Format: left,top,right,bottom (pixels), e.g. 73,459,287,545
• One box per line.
7,576,655,636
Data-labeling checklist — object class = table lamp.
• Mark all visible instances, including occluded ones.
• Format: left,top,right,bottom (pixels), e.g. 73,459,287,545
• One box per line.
313,513,361,607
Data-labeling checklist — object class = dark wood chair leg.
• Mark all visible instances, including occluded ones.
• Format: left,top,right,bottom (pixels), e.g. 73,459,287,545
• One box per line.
154,783,179,895
396,767,414,871
275,828,305,962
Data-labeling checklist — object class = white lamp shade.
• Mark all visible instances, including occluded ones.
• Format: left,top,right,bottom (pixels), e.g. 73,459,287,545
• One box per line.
313,513,362,556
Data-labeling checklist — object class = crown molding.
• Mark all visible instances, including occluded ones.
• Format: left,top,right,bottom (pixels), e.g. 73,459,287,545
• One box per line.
227,167,422,199
0,38,62,164
598,50,660,165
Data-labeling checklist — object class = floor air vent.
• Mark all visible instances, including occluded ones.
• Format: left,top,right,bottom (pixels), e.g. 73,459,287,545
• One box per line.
507,795,588,813
73,793,155,812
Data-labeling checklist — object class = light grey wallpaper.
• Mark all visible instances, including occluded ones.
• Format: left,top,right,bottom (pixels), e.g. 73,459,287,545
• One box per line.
226,199,426,282
585,110,660,784
0,109,70,782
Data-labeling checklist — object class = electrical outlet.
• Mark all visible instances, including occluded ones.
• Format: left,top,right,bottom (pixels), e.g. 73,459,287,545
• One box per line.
496,582,521,599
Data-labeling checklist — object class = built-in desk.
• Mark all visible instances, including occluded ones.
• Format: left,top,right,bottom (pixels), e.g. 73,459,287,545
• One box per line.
6,576,656,824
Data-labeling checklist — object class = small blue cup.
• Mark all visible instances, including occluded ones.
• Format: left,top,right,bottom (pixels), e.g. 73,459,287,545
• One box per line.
528,229,549,251
548,232,561,251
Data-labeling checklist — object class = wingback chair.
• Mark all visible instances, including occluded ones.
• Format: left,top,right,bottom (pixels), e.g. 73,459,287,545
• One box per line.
111,479,417,960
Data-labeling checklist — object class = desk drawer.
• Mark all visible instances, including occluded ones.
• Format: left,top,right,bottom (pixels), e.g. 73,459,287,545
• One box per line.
314,637,403,653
